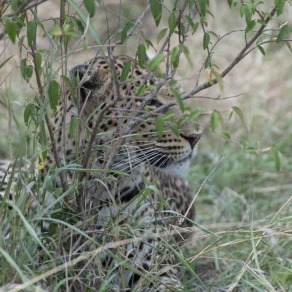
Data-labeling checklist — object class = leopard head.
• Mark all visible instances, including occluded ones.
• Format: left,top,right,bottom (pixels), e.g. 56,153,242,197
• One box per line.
61,56,201,175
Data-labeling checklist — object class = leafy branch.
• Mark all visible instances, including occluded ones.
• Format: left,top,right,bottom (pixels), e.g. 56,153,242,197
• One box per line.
182,5,279,99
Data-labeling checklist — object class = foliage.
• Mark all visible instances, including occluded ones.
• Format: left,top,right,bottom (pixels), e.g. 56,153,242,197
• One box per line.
0,0,292,290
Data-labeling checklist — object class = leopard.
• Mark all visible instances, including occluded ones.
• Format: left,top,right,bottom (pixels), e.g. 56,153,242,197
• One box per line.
0,55,202,291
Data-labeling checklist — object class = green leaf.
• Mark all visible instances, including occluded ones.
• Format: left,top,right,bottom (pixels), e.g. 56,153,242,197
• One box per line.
185,16,199,34
189,109,202,120
137,44,147,67
204,55,211,68
61,75,76,97
277,24,291,43
121,19,135,42
35,51,42,75
120,62,132,81
245,146,256,152
256,34,271,45
170,122,180,136
11,0,22,11
210,110,219,132
170,47,179,68
20,58,33,82
149,0,162,26
69,116,78,138
24,103,35,126
168,13,176,34
199,0,206,16
73,17,85,33
51,27,63,36
136,84,147,96
26,65,33,81
180,44,193,67
240,5,245,18
227,0,233,8
257,45,265,55
276,0,286,16
48,223,58,234
209,30,218,38
155,112,174,139
3,17,17,44
155,115,164,139
246,20,256,33
232,106,245,122
178,22,186,38
84,0,96,17
157,27,168,44
48,80,60,111
244,5,252,23
27,20,36,47
172,89,185,112
272,148,281,171
220,131,231,140
203,32,210,50
63,23,79,37
145,39,155,49
211,67,224,92
14,15,25,30
67,0,101,44
148,53,163,71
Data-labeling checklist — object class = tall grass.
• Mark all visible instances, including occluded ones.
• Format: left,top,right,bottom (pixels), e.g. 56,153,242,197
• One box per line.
0,1,292,291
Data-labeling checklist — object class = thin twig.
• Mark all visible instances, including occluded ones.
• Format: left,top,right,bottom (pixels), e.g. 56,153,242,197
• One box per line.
242,38,292,58
183,5,278,99
0,0,48,20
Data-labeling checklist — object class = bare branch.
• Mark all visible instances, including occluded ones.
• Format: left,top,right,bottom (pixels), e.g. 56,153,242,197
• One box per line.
0,0,48,20
242,38,292,58
183,5,278,99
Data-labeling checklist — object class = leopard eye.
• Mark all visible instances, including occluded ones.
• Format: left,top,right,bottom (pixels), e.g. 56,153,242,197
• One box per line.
147,99,163,107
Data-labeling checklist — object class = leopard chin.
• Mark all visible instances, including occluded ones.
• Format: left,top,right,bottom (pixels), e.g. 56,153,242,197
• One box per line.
156,152,194,175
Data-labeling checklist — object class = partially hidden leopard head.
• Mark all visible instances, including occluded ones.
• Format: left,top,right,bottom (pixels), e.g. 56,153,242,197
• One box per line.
62,55,201,175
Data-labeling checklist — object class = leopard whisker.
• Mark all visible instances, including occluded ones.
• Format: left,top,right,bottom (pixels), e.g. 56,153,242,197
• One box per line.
113,149,158,172
113,149,164,175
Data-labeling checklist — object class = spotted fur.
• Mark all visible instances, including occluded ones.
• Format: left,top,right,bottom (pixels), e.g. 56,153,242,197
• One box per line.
1,55,201,291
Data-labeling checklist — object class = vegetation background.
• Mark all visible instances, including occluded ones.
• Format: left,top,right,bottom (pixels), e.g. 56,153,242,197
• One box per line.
0,0,292,291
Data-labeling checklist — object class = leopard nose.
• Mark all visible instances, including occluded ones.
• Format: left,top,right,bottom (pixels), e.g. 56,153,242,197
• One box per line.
180,132,202,149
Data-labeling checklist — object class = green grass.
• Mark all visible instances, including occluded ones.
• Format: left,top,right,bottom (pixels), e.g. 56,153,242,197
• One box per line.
186,58,292,289
1,1,292,291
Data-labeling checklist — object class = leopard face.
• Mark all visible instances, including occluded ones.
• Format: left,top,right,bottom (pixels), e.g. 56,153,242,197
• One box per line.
49,55,201,178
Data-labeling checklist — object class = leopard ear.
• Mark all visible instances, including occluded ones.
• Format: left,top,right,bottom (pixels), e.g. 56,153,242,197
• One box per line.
70,64,103,104
70,64,93,88
71,62,111,89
